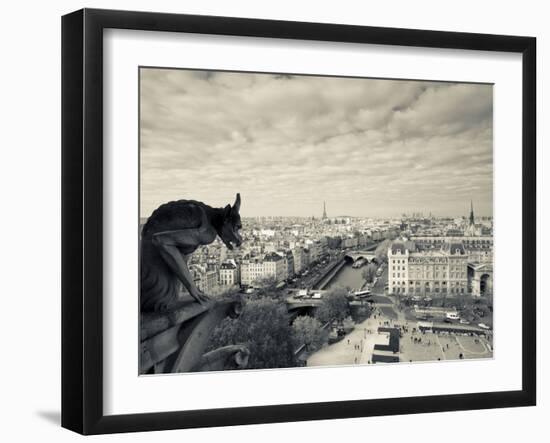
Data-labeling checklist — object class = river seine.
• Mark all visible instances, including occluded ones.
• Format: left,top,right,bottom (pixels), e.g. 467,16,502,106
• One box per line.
324,262,365,291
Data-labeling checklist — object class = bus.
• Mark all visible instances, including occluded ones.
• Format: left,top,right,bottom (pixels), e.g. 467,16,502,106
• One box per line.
445,312,460,323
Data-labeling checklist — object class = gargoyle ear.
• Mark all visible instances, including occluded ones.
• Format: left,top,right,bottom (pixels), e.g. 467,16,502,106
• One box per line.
224,204,232,218
232,193,241,213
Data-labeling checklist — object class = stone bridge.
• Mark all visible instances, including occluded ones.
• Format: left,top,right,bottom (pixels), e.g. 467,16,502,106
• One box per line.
344,251,378,264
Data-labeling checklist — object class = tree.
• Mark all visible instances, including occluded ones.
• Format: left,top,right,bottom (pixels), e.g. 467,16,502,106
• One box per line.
486,291,494,310
315,288,350,325
351,304,373,323
254,275,279,290
292,316,328,353
361,263,378,283
252,276,280,298
375,239,392,263
207,299,296,369
455,292,467,311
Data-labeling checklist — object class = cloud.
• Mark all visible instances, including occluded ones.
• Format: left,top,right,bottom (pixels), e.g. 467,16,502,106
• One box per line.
140,68,493,218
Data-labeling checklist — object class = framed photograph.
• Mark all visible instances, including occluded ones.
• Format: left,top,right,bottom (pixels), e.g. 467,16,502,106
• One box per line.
62,8,536,435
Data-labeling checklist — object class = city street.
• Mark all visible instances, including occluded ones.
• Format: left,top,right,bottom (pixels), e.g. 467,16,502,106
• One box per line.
307,265,493,366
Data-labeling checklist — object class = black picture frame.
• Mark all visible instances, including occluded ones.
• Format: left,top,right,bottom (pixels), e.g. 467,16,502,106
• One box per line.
61,8,537,435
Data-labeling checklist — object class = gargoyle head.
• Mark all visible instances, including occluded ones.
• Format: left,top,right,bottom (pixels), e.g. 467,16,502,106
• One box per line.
219,193,243,250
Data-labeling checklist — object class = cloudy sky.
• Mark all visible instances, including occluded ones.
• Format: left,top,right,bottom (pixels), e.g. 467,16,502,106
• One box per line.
140,68,493,218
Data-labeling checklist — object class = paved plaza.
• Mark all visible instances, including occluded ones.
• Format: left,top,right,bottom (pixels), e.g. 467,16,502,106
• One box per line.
307,291,493,367
306,315,390,367
400,330,492,362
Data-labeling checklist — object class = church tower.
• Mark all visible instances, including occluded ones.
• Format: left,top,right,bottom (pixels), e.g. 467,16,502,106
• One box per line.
465,200,478,236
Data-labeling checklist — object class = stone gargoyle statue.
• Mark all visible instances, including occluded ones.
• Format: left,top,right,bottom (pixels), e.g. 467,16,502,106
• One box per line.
139,194,247,373
140,193,243,312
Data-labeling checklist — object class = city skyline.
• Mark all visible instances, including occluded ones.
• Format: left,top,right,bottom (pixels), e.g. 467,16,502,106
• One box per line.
140,68,493,218
138,201,490,222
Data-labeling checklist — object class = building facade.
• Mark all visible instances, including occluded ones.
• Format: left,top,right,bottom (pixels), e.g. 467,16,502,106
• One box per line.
388,241,471,297
190,264,219,294
240,252,287,286
219,260,240,287
292,247,307,274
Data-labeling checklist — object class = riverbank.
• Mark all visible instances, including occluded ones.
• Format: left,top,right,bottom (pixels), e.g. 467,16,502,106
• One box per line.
324,262,366,291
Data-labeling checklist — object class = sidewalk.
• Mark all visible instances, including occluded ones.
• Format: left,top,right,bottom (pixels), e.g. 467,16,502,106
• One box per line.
307,306,400,367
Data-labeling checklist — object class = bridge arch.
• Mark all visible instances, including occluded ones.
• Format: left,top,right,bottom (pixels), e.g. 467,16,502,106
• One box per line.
344,255,355,264
344,251,378,264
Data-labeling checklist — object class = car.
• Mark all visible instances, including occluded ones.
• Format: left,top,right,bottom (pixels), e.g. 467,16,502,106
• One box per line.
459,319,470,325
478,323,491,330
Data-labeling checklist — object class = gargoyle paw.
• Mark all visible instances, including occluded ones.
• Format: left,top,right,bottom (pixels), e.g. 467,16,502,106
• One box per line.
193,291,210,305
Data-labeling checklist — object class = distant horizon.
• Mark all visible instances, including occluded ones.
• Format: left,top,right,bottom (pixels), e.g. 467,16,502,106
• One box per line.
140,68,493,219
139,205,493,221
